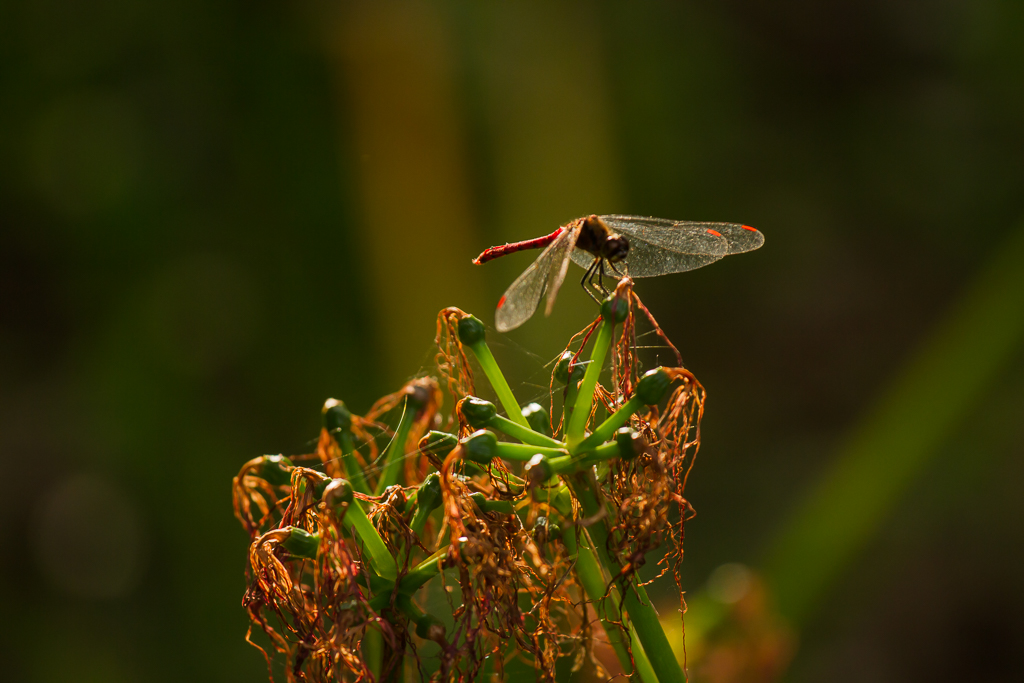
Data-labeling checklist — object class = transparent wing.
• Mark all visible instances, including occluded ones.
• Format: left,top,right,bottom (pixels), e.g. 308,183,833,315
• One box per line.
571,215,763,278
543,227,578,317
494,228,578,333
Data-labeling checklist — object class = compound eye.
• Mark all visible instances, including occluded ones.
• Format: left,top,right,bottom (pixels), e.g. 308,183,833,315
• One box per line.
607,237,629,262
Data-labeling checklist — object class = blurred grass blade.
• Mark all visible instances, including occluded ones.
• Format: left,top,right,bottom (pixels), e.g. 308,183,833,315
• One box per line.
765,218,1024,625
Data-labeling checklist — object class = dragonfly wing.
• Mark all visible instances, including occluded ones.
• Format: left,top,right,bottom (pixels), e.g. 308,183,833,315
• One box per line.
600,215,762,277
494,228,575,332
543,226,579,317
569,247,595,271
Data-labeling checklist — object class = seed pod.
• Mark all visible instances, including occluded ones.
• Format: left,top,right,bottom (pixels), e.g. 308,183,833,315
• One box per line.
460,397,497,428
322,398,352,433
525,453,552,487
457,315,486,346
281,526,320,559
405,380,432,409
532,516,550,544
463,430,498,464
256,454,294,487
382,484,407,513
323,478,354,509
416,473,442,512
521,403,552,437
636,367,672,405
615,427,645,460
601,292,629,323
415,613,447,644
311,472,333,499
420,431,458,457
554,351,574,384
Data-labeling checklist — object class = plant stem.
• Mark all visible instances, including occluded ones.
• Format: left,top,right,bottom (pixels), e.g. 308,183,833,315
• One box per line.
567,321,614,451
543,440,622,475
576,395,644,453
375,398,415,495
467,340,530,428
399,547,448,595
345,498,398,582
562,374,580,435
568,474,685,683
363,628,382,680
562,524,659,682
494,442,568,461
486,413,564,448
338,430,371,494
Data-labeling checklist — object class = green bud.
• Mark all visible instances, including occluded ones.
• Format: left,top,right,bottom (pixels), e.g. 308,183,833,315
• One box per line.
312,472,333,499
568,363,585,386
457,315,486,346
601,292,629,323
615,427,644,460
405,380,432,409
420,431,458,457
322,398,352,433
323,478,354,509
416,473,442,513
382,484,407,513
531,516,561,545
525,453,552,487
470,494,515,514
256,455,294,487
463,430,498,464
636,367,672,405
532,516,550,544
554,351,574,384
415,613,446,643
521,403,552,437
461,396,497,428
281,526,320,559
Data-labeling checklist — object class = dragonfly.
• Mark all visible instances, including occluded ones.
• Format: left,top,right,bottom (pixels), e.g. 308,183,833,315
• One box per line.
473,214,764,332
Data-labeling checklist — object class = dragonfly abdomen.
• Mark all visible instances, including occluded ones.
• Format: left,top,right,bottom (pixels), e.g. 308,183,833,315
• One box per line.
472,227,564,265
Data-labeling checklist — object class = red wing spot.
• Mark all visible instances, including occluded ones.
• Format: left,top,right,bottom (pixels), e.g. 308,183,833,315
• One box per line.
497,295,506,309
707,229,723,237
741,225,757,232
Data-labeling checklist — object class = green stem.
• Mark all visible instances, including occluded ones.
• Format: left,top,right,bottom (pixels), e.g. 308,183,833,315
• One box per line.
561,525,631,671
563,375,580,434
543,440,622,476
363,628,382,680
375,398,416,495
345,498,398,582
338,430,371,495
487,413,564,449
468,340,530,428
567,321,614,451
398,547,448,595
494,442,567,462
576,395,644,453
568,474,685,683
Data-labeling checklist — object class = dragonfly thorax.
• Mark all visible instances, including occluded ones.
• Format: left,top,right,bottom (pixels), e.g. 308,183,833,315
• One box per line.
576,215,630,263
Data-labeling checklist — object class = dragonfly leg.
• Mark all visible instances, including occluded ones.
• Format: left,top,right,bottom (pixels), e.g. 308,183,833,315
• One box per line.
586,259,604,298
579,259,602,304
596,259,610,295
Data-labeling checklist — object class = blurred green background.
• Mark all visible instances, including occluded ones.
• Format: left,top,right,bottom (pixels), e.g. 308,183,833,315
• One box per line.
2,1,1023,681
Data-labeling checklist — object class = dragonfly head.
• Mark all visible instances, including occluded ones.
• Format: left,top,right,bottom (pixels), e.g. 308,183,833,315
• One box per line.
603,233,629,263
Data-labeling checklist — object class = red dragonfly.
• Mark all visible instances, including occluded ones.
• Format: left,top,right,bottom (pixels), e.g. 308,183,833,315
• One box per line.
473,214,764,332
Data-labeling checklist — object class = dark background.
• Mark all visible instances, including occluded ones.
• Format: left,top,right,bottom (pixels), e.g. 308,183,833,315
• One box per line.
2,1,1023,681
